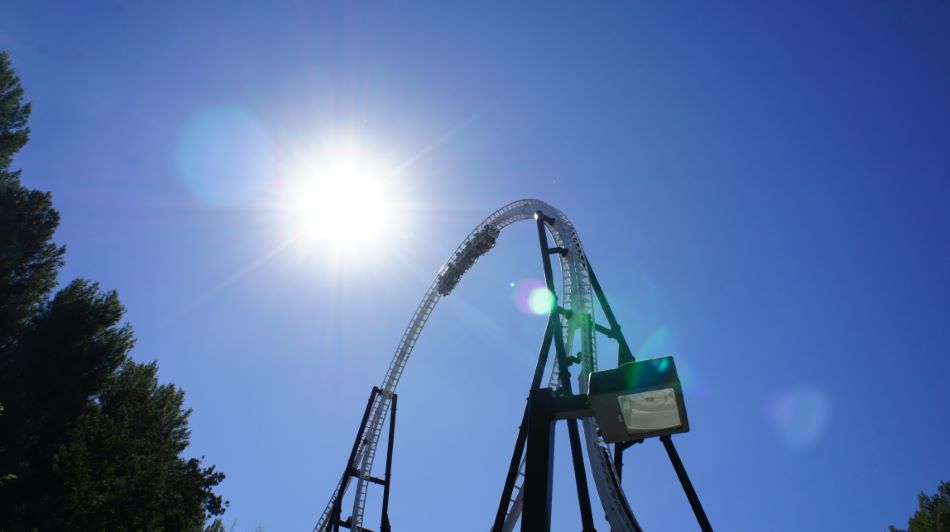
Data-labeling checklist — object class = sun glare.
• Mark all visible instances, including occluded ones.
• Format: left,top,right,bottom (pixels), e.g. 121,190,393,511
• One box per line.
278,142,400,258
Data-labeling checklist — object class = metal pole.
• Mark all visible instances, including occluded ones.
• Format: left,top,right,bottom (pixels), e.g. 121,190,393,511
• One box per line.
565,419,597,531
535,212,596,532
380,393,397,532
534,212,576,396
493,406,529,532
586,262,635,364
614,443,624,483
522,388,555,532
660,436,712,532
329,387,379,531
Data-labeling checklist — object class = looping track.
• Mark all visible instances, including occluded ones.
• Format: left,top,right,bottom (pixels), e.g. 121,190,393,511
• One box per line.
315,199,638,531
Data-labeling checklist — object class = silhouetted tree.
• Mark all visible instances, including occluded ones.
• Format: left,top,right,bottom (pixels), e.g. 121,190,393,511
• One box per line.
0,51,63,353
0,50,227,531
890,481,950,532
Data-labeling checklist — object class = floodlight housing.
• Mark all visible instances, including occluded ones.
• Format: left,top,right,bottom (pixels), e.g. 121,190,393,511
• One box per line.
588,356,688,443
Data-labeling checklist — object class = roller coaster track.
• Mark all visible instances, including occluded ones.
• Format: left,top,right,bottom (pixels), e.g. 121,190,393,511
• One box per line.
314,199,639,531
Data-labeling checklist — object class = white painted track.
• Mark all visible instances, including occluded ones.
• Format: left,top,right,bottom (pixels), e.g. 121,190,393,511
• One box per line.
314,199,638,531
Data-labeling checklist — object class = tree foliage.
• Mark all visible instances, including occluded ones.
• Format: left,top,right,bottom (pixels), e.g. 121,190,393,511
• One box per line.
0,50,226,531
891,481,950,532
0,52,62,352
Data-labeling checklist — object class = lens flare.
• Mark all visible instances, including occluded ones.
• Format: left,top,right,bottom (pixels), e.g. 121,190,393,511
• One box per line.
176,106,274,207
671,355,701,396
767,388,831,450
637,326,674,359
527,287,555,315
512,279,554,315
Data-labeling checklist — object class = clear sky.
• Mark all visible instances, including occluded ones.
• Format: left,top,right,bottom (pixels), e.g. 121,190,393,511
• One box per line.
4,1,950,530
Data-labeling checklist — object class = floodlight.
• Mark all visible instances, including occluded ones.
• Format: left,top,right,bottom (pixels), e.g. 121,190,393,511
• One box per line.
587,356,688,443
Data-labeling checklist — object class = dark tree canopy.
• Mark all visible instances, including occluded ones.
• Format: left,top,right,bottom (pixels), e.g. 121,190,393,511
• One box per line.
0,52,63,352
0,50,226,531
0,51,31,170
891,481,950,532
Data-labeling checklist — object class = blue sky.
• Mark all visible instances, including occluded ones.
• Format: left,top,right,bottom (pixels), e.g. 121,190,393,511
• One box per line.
4,1,950,530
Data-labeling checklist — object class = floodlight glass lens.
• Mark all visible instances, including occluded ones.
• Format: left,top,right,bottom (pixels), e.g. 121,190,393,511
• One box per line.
617,388,681,432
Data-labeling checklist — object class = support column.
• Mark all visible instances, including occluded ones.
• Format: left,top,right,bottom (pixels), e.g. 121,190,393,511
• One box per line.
535,212,596,532
522,388,555,532
329,387,380,531
380,393,397,532
660,435,712,532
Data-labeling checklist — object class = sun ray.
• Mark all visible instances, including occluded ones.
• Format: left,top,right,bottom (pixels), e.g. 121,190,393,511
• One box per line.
189,235,301,308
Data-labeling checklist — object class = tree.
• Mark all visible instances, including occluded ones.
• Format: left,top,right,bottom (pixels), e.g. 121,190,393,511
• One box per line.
53,360,226,530
0,50,227,530
890,481,950,532
0,51,63,352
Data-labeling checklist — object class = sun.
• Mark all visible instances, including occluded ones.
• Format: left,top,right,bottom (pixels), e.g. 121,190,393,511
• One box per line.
277,141,401,258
